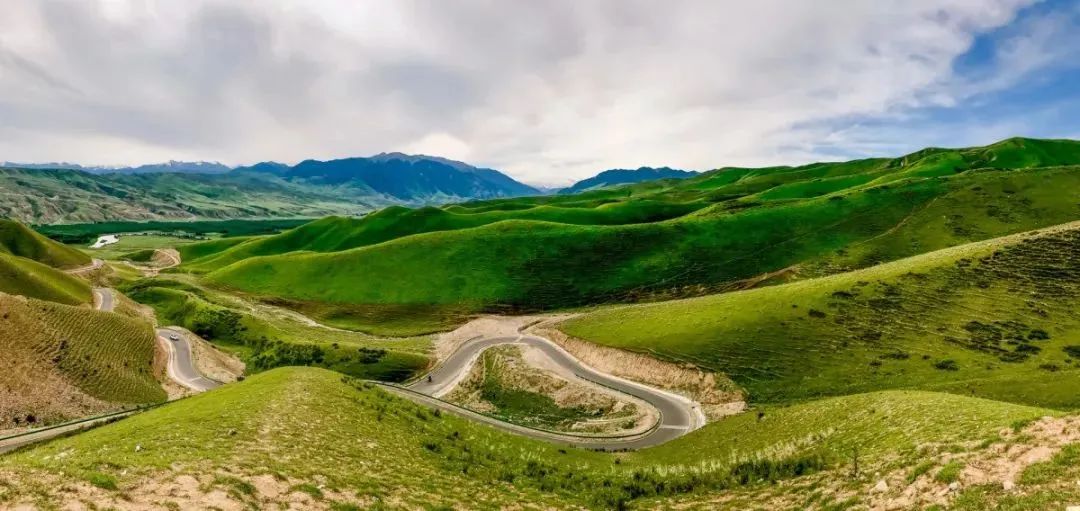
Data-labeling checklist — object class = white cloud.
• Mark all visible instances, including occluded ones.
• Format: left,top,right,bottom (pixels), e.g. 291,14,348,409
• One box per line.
0,0,1065,185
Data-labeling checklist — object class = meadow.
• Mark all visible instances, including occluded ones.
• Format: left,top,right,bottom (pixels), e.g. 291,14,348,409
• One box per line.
197,138,1080,334
0,367,1058,509
562,222,1080,408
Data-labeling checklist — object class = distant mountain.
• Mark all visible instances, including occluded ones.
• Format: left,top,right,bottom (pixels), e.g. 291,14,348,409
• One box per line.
1,153,538,224
244,153,538,201
2,160,230,175
561,167,698,194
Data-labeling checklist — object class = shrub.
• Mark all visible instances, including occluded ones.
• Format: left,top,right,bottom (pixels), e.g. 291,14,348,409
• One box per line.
1063,346,1080,359
934,359,959,371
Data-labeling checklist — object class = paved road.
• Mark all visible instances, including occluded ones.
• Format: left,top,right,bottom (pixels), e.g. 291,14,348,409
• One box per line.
157,327,221,392
405,334,705,450
93,288,115,312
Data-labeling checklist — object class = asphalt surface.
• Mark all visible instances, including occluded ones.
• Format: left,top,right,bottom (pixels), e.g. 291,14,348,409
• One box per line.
405,334,705,450
157,327,221,392
93,288,115,312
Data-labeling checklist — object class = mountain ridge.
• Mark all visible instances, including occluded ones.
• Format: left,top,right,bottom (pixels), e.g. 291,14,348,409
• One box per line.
561,166,697,194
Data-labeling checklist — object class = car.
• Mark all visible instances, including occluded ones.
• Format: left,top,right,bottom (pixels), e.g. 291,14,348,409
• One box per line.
168,334,180,341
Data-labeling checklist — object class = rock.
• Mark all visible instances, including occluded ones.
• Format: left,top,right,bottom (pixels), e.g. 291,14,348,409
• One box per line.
1002,480,1014,492
949,482,960,492
873,479,889,493
1066,506,1080,511
227,428,237,436
134,444,142,452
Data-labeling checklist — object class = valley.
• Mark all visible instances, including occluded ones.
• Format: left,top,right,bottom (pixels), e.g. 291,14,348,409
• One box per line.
1,137,1079,510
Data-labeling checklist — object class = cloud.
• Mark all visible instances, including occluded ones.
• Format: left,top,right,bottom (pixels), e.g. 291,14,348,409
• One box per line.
0,0,1072,184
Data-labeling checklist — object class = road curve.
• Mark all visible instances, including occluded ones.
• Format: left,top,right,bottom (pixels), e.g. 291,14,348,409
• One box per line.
93,288,115,312
157,327,221,392
402,334,706,450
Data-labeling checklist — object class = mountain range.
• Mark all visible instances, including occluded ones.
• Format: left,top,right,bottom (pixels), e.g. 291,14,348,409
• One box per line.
0,153,700,224
0,154,542,224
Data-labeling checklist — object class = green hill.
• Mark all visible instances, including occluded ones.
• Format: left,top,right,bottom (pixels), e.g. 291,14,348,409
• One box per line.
0,367,1053,509
181,199,706,273
0,293,165,430
0,219,91,269
207,157,1080,333
0,252,91,305
562,221,1080,408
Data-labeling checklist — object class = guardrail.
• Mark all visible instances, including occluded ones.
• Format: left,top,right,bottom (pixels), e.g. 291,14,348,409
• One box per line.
0,402,164,446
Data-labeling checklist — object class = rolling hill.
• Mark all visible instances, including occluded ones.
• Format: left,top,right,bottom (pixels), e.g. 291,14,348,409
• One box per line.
0,293,165,431
0,219,91,269
202,138,1080,334
561,221,1080,408
0,253,91,305
0,367,1060,509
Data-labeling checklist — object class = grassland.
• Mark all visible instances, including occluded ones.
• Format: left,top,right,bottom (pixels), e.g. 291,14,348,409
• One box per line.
0,219,90,269
0,253,91,305
0,367,1058,509
0,293,165,431
195,138,1080,335
121,277,431,382
562,222,1080,408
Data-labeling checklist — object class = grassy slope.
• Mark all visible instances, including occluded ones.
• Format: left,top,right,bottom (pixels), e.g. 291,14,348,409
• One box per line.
207,164,1080,334
0,253,91,305
0,293,165,429
0,367,1052,509
563,222,1080,408
0,219,91,269
181,199,707,273
121,277,431,382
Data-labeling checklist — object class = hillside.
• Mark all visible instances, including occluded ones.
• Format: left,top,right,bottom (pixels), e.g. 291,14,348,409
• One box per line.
0,153,537,224
0,253,91,305
0,219,90,269
181,199,706,273
560,166,697,194
562,221,1080,408
120,277,431,381
0,293,166,431
0,367,1061,509
203,138,1080,334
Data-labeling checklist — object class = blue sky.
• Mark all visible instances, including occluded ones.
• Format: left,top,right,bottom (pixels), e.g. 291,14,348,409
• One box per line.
0,0,1077,184
806,0,1080,162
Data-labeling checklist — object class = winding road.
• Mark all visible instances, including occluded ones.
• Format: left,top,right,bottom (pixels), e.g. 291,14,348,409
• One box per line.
93,287,115,312
396,334,705,450
157,328,221,392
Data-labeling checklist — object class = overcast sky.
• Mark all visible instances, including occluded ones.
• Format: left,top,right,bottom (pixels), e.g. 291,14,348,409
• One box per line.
1,0,1078,185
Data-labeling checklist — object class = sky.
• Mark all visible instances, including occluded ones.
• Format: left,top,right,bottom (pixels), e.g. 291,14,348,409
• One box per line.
0,1,1078,186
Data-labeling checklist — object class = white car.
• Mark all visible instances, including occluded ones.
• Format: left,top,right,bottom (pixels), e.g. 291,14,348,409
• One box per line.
168,334,180,341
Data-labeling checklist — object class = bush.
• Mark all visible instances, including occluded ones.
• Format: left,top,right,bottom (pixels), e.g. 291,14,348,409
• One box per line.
933,359,959,371
1064,346,1080,359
